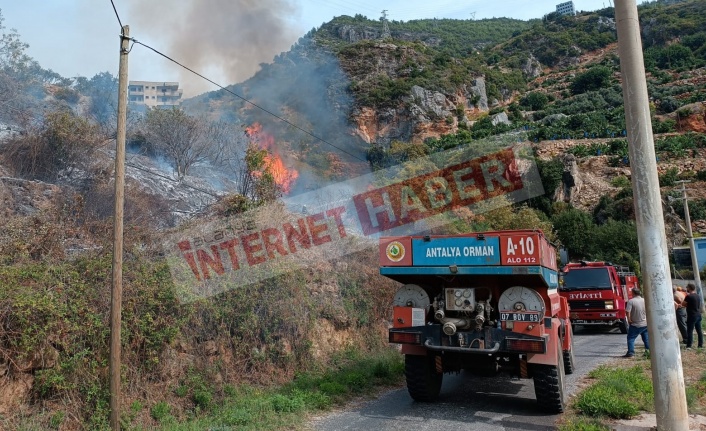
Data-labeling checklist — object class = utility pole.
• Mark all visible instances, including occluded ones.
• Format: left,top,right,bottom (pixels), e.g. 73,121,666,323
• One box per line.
677,180,703,299
110,24,129,431
615,2,688,430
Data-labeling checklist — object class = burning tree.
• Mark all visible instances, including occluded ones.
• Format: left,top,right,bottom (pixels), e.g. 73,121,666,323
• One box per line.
244,122,299,194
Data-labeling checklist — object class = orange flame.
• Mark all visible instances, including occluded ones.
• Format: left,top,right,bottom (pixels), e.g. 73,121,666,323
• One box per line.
245,122,299,194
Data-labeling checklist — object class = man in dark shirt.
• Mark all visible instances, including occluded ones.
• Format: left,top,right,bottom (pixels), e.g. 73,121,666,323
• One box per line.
684,283,703,349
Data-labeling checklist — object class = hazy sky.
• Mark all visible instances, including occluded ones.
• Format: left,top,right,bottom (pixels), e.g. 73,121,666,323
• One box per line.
2,0,635,96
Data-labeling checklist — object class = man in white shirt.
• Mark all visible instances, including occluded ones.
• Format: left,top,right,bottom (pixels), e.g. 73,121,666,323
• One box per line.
624,287,649,358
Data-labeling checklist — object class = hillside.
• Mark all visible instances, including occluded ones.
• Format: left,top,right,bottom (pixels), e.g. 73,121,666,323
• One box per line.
1,1,706,429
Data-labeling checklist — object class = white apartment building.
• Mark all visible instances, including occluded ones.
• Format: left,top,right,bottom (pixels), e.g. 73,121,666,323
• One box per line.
128,81,183,108
556,1,576,16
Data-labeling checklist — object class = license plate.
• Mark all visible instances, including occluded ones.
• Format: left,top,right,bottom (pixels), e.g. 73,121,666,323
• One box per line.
573,319,587,324
501,312,541,322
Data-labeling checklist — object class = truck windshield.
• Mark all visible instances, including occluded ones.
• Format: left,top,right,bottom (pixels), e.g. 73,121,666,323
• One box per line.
560,268,612,290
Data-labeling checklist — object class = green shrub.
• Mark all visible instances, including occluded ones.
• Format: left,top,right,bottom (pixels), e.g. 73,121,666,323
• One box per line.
270,392,306,413
659,167,679,187
150,401,171,422
558,417,611,431
571,66,612,95
575,385,639,418
193,389,213,410
610,176,631,189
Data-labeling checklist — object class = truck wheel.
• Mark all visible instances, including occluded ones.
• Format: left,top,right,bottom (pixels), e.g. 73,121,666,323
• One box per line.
533,348,566,413
404,354,442,402
618,317,629,334
563,326,575,375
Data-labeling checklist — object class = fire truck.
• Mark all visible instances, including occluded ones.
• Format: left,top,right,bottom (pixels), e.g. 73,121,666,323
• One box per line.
558,261,639,333
383,230,572,413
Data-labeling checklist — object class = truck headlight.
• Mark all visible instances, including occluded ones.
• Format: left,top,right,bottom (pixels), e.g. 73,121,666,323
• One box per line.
605,301,614,310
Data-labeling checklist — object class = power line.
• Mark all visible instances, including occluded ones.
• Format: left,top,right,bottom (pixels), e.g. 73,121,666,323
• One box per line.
131,39,367,163
109,0,123,30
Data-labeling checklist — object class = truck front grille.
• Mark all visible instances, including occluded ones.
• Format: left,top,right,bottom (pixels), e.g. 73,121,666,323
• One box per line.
569,300,605,309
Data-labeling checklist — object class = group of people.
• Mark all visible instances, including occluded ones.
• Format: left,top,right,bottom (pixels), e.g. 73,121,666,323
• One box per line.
674,283,704,349
622,283,703,358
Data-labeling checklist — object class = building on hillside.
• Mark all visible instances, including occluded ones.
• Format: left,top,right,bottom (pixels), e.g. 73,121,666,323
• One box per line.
128,81,183,109
556,1,576,16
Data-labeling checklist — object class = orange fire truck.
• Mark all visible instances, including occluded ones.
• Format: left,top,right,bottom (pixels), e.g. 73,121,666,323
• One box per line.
383,230,573,413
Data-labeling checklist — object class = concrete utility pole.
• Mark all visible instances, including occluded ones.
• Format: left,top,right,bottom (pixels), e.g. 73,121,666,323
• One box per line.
615,2,688,430
677,180,703,299
110,24,129,431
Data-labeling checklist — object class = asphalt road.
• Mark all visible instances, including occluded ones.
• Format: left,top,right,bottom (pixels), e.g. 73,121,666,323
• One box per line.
309,326,632,431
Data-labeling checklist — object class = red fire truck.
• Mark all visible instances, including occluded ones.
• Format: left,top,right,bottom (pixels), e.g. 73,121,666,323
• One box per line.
558,261,639,333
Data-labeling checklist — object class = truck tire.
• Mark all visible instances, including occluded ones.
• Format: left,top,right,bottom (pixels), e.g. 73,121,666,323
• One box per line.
618,317,629,334
563,327,575,375
532,348,566,413
404,354,442,402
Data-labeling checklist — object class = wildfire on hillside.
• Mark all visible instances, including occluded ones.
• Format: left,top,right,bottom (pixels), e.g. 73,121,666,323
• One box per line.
245,122,299,194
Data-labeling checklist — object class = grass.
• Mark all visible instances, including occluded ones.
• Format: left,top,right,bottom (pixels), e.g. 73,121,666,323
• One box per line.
151,348,404,431
560,348,706,430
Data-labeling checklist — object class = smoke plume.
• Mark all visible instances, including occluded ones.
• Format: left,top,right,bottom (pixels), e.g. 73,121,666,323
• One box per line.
126,0,301,97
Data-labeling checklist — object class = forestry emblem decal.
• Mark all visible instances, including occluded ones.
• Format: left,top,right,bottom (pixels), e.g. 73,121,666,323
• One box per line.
386,241,405,262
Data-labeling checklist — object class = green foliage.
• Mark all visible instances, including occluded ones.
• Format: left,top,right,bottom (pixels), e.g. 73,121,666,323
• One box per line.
659,167,680,187
553,208,595,259
575,365,653,419
520,91,549,111
610,175,631,189
644,43,697,70
571,66,612,95
151,401,172,422
316,16,532,59
655,133,706,157
673,198,706,222
558,417,611,431
575,385,639,419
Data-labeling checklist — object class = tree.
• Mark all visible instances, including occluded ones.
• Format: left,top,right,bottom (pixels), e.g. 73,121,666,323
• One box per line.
142,108,212,179
1,109,102,181
552,208,595,259
73,72,119,131
571,66,612,95
520,92,549,111
0,9,34,123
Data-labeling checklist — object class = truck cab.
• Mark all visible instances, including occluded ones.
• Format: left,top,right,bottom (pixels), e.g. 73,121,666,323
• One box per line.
558,261,638,334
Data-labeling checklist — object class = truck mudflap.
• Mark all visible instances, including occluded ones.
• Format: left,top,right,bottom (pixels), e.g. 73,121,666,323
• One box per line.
389,324,546,355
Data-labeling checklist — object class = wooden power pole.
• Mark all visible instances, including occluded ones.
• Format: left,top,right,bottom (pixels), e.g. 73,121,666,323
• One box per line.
614,2,688,429
110,24,129,431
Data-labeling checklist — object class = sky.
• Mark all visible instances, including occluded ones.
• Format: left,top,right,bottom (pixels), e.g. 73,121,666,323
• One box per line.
1,0,636,97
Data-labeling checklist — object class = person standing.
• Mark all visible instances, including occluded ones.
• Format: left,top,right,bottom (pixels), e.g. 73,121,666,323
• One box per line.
684,283,704,349
674,285,688,342
624,287,649,358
